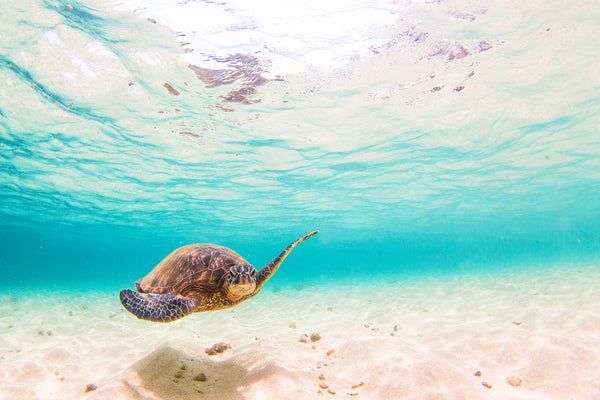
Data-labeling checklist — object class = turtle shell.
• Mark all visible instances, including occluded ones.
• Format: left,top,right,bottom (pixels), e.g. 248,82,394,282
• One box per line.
136,244,249,295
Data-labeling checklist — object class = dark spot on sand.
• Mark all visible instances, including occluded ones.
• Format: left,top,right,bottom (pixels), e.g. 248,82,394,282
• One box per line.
173,370,184,379
351,381,365,389
205,342,231,356
512,321,523,326
85,384,97,392
506,376,523,387
193,372,207,382
319,381,329,389
474,371,482,377
326,349,335,357
482,381,492,389
310,333,322,342
299,334,309,343
289,322,297,329
453,86,465,92
327,388,336,395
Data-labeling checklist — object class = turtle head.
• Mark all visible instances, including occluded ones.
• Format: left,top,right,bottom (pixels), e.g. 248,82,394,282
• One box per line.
226,265,257,298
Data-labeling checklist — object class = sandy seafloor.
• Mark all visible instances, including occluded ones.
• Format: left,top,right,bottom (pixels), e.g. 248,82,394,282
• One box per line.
1,263,599,400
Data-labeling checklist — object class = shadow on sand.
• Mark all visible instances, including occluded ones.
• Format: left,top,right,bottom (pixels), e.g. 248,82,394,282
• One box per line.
130,346,247,400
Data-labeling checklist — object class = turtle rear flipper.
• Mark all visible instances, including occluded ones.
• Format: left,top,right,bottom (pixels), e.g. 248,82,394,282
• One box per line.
119,289,198,323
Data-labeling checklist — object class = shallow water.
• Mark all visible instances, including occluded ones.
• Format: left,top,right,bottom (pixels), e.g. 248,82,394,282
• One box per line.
0,0,600,397
1,0,599,288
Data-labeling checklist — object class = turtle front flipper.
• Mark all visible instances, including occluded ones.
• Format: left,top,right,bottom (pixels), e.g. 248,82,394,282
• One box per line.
119,289,198,323
256,230,318,290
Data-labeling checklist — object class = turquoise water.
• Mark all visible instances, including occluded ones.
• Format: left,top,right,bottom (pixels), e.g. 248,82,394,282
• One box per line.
1,0,599,290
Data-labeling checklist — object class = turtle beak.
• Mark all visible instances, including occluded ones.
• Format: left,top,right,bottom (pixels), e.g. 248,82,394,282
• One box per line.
229,272,256,296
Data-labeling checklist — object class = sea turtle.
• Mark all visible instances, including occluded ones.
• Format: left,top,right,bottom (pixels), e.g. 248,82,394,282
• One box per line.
119,230,318,323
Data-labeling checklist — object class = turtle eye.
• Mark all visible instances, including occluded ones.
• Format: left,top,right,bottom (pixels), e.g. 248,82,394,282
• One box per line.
228,270,235,280
251,269,257,278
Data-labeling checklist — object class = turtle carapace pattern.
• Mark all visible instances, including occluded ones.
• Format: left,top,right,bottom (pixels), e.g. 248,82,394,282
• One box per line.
119,231,318,323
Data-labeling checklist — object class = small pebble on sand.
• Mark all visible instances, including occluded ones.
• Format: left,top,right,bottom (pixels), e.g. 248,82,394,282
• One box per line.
85,384,97,393
482,382,492,389
319,374,326,381
351,382,365,390
319,381,329,389
205,342,231,356
193,373,207,382
299,334,309,343
326,349,335,357
310,333,322,342
506,376,523,387
474,371,482,377
173,370,184,379
327,388,336,395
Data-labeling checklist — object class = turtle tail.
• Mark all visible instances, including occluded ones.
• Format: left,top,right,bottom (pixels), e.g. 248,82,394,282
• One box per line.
119,289,198,323
256,230,318,289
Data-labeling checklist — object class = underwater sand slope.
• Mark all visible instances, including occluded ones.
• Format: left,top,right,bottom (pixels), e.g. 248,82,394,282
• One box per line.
1,264,599,399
